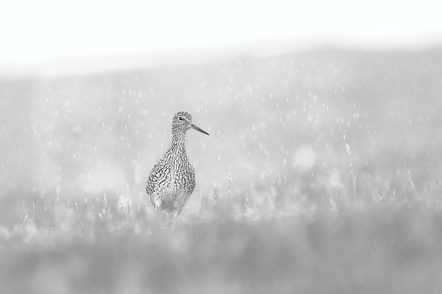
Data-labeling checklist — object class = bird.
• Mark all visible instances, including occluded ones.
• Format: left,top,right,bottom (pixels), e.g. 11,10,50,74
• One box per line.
146,111,209,214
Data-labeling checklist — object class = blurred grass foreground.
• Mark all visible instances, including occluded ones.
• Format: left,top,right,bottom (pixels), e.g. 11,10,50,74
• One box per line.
1,47,442,293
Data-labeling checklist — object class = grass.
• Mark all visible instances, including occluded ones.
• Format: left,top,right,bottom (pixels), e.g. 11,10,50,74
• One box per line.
2,189,442,294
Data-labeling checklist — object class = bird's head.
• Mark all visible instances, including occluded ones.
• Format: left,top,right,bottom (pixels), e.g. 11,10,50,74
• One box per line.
172,111,209,135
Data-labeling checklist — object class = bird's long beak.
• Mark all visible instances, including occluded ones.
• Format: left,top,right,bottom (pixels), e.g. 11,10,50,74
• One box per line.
190,122,210,135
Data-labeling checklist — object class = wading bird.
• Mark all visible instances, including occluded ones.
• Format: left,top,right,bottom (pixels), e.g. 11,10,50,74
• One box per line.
146,111,209,214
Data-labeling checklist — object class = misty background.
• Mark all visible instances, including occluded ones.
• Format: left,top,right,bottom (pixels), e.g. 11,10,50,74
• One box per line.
2,48,442,212
1,1,442,224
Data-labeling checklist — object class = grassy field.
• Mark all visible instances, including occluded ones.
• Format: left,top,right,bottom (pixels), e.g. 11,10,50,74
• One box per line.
2,200,442,294
1,47,442,293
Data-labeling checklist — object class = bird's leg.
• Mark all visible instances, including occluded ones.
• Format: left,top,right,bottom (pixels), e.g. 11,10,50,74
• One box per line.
153,197,162,213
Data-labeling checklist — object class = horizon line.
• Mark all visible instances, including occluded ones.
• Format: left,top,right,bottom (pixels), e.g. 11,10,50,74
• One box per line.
1,35,442,78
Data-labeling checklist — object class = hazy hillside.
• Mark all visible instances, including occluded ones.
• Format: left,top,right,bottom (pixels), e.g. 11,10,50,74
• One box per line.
2,48,442,221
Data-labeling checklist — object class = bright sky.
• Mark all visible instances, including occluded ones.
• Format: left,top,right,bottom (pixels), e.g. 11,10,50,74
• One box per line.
1,0,441,64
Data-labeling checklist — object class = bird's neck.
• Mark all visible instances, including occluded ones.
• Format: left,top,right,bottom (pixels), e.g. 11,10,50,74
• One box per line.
171,132,186,153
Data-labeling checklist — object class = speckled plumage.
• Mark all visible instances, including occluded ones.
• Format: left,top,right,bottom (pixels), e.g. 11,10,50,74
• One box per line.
146,111,209,214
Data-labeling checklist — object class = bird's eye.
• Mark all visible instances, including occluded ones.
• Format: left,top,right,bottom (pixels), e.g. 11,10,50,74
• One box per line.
178,116,184,121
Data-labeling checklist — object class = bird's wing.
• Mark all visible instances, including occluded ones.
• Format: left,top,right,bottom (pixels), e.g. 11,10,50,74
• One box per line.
145,162,163,196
